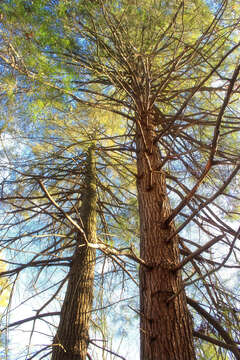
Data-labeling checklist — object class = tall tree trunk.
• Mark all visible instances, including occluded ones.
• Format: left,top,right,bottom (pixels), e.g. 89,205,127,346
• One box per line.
136,116,196,360
52,146,97,360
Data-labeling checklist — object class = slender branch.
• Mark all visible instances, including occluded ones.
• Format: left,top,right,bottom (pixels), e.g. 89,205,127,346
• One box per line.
193,331,240,352
187,297,240,360
37,179,89,245
89,241,148,267
90,340,127,360
166,164,240,241
165,61,240,226
0,258,71,277
1,312,60,331
174,235,224,270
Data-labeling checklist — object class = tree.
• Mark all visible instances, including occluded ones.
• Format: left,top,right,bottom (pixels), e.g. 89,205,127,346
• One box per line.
51,145,97,360
0,101,138,359
0,0,240,359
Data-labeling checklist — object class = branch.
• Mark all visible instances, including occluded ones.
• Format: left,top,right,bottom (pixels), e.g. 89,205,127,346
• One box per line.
1,312,60,331
0,257,71,277
193,331,240,352
90,339,127,360
37,179,89,245
165,61,240,226
89,242,148,267
174,235,224,270
166,164,240,241
187,297,240,360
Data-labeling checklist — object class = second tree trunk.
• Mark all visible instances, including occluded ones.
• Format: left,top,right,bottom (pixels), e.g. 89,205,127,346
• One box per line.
52,146,97,360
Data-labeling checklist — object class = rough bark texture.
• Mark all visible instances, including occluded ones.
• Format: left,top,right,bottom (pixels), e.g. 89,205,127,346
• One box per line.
52,146,97,360
136,117,196,360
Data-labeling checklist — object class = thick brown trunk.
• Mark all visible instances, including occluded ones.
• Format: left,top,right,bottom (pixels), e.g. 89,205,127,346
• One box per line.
136,117,195,360
52,146,97,360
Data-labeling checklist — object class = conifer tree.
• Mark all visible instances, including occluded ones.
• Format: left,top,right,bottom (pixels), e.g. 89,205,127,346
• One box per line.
0,1,240,359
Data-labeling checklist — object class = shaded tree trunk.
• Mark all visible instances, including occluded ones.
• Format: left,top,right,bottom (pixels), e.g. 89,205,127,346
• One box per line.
136,116,196,360
52,146,97,360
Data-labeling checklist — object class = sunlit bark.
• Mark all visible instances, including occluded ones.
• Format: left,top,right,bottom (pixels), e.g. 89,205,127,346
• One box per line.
136,116,195,360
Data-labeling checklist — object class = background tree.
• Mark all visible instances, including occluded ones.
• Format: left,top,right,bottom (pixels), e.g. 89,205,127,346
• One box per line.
0,97,138,359
51,145,97,360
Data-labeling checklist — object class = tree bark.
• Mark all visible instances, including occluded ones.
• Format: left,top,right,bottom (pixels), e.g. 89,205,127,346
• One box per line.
136,116,196,360
52,146,97,360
